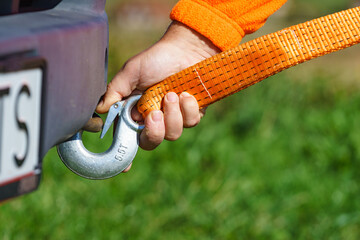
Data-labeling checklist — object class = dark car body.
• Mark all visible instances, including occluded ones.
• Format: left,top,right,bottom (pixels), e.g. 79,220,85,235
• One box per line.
0,0,108,201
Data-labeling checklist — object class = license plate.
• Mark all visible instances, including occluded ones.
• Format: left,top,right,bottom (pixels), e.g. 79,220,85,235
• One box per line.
0,68,42,202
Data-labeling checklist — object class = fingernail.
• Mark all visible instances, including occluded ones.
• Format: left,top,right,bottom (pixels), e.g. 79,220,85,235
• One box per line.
166,92,178,103
150,110,163,122
181,92,191,98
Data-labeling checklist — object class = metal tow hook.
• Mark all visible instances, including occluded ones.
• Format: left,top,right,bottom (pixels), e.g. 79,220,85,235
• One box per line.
57,95,144,179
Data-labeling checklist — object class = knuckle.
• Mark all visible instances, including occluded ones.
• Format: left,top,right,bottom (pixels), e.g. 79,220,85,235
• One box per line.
140,131,163,151
145,130,163,146
184,118,200,128
165,131,182,141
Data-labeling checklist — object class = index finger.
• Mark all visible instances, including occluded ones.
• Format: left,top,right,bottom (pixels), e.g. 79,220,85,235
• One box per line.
96,64,139,114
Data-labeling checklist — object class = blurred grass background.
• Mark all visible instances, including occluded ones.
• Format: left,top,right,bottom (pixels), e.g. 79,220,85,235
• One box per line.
2,0,360,239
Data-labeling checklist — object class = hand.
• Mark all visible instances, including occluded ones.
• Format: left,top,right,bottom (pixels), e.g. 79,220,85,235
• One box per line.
96,21,220,166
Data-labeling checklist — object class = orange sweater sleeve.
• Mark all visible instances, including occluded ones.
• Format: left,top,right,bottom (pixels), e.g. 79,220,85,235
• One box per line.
170,0,287,51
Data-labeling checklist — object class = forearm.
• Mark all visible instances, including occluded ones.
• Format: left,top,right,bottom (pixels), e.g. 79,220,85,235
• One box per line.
161,21,221,58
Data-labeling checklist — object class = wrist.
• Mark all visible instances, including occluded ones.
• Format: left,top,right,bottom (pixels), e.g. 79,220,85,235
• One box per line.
160,21,221,58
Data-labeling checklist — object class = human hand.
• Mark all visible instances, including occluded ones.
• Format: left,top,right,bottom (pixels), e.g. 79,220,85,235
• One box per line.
96,21,220,156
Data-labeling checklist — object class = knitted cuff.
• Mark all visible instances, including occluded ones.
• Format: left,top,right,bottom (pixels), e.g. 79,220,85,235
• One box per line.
170,0,245,51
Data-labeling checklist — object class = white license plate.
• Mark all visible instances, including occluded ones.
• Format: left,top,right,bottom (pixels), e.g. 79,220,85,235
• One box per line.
0,68,42,201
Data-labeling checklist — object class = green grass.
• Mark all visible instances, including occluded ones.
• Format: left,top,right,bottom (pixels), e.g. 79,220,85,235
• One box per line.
2,1,360,239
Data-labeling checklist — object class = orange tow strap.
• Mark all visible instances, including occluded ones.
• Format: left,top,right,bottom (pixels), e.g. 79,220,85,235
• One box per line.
137,7,360,118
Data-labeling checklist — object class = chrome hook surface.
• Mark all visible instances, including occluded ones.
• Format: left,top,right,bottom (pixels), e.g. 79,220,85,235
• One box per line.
57,95,144,179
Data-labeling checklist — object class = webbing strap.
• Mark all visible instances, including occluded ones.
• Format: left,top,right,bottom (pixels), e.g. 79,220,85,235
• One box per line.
137,7,360,118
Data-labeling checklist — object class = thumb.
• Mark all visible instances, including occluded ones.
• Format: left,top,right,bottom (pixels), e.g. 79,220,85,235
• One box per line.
96,61,139,114
96,86,123,114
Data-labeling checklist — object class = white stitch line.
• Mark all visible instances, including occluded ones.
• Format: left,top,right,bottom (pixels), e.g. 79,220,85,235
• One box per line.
194,68,212,99
291,29,303,49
